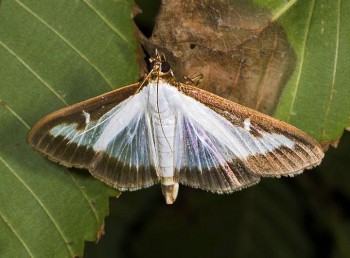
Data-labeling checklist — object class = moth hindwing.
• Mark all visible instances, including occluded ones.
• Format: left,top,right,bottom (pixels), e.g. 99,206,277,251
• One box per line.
28,52,324,204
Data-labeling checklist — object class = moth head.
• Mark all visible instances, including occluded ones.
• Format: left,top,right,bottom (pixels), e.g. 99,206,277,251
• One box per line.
148,49,174,76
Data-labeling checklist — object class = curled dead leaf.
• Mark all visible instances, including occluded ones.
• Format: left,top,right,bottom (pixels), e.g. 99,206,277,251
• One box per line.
138,0,295,115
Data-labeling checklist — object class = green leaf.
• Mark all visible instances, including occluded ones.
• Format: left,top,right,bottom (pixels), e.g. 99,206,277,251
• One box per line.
0,0,138,257
274,0,350,143
252,0,350,143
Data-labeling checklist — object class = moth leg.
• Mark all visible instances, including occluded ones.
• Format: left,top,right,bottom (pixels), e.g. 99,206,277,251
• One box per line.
184,74,203,86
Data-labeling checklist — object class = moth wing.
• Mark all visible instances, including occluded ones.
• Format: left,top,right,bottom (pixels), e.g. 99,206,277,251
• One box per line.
174,114,260,193
173,84,324,192
28,83,159,190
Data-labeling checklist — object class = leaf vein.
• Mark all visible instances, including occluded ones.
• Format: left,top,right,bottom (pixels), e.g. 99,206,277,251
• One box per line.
287,0,316,122
0,41,69,106
321,0,341,140
15,0,115,90
68,173,101,223
0,211,35,257
271,0,298,22
0,98,30,129
82,0,130,44
0,155,74,257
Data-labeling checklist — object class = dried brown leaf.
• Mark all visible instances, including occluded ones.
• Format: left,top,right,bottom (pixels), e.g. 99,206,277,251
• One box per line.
141,0,295,115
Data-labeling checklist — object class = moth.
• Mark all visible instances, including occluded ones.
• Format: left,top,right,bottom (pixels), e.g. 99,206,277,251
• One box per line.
28,51,324,204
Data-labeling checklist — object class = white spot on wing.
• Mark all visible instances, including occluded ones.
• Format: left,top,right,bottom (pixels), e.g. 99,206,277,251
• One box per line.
83,110,90,124
243,118,251,131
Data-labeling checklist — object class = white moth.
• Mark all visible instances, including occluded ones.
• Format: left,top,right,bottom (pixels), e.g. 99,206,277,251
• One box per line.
28,51,324,204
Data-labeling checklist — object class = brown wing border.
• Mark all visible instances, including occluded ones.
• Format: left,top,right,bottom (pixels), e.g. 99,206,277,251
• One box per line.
179,83,324,176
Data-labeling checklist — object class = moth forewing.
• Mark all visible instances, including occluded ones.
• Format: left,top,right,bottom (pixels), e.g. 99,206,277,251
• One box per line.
27,82,161,187
28,52,324,204
179,83,324,177
28,82,141,151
